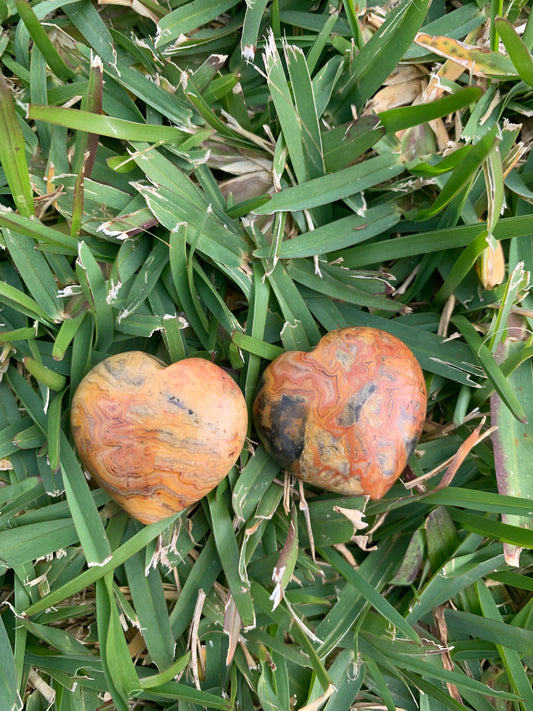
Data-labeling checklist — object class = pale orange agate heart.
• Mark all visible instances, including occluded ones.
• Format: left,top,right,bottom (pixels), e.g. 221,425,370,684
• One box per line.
71,352,248,524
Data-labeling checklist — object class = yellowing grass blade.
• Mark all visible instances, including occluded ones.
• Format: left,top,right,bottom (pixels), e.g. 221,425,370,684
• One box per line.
414,33,518,78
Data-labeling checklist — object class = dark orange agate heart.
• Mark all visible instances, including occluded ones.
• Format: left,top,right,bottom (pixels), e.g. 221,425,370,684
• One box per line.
71,352,248,524
253,327,426,499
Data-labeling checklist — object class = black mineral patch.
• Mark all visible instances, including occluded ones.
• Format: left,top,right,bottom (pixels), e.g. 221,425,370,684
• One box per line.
337,382,377,427
255,393,307,469
403,432,419,461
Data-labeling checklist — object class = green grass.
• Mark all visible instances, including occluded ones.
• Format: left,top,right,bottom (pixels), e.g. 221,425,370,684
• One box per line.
1,0,533,709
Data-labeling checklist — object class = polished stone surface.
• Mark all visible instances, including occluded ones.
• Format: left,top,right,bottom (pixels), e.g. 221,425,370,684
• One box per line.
253,327,426,499
71,352,248,523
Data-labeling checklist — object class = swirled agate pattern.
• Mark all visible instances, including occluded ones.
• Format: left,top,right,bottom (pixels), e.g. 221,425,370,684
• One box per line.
71,352,248,523
253,327,426,499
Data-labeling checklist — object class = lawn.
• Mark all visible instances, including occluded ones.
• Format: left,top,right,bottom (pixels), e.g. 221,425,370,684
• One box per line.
1,0,533,709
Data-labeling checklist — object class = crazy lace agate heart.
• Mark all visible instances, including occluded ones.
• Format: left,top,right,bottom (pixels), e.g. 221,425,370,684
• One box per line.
253,327,426,499
71,352,248,524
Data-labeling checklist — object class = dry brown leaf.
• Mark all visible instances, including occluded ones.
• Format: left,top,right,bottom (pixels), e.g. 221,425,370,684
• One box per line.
433,605,462,703
406,418,495,491
298,683,336,710
223,593,242,666
369,78,426,113
98,0,160,24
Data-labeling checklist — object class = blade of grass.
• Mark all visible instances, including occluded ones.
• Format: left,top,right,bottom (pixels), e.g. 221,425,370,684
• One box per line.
254,204,400,258
29,46,51,156
263,30,307,184
251,581,332,691
253,152,404,214
285,42,325,180
416,125,499,220
379,86,482,133
52,311,87,362
362,628,521,704
476,580,533,709
1,228,62,322
46,389,64,474
73,53,103,178
249,222,321,346
494,17,533,87
69,311,93,401
232,447,280,523
287,260,401,313
449,507,533,549
76,242,114,352
23,513,180,617
414,32,518,78
446,606,533,656
169,225,209,348
406,548,506,625
101,57,192,126
433,229,494,305
322,115,384,173
0,70,34,216
0,518,80,571
118,238,169,320
62,0,116,64
0,478,41,507
241,0,269,60
0,325,37,342
421,487,533,517
182,79,250,146
232,332,283,362
169,534,221,639
28,105,187,143
0,615,19,710
0,210,79,254
240,261,274,414
59,433,112,567
138,653,190,689
96,574,139,710
194,260,243,337
13,0,75,82
270,505,298,611
487,263,529,353
349,0,431,108
312,53,345,120
208,488,255,630
452,314,527,423
337,214,533,267
314,538,407,658
0,281,55,325
156,0,241,48
307,11,339,74
132,681,232,709
320,546,420,644
123,537,175,671
490,336,533,566
23,357,66,392
20,617,87,655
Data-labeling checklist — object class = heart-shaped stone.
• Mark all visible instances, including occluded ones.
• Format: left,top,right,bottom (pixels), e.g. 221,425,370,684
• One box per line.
71,352,248,524
253,327,426,499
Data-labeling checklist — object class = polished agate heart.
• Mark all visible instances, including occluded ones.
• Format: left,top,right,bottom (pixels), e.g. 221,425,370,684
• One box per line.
253,327,426,499
71,352,248,524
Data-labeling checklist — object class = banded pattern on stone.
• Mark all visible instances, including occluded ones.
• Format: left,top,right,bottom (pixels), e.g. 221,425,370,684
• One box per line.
71,352,248,524
253,327,426,499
